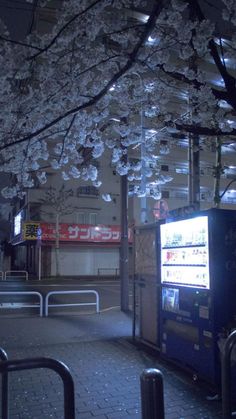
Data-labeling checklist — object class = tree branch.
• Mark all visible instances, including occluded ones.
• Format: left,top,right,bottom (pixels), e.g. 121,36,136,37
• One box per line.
57,114,77,163
0,0,166,152
159,65,232,103
29,0,103,60
175,122,236,137
188,0,236,109
0,35,43,51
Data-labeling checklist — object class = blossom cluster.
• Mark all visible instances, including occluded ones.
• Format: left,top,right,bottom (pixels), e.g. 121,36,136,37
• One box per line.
0,0,235,200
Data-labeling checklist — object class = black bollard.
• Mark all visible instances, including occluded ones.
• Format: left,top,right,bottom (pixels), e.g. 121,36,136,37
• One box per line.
140,368,165,419
0,347,9,419
221,330,236,419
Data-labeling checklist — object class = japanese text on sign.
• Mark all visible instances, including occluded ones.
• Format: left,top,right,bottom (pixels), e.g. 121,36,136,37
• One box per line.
23,223,40,240
23,223,132,243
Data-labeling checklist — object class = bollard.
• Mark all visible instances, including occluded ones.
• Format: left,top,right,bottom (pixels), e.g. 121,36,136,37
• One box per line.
140,368,165,419
222,330,236,419
0,356,75,419
0,347,9,419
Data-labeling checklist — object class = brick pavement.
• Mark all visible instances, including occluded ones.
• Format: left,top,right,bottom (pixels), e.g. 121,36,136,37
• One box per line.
0,309,222,419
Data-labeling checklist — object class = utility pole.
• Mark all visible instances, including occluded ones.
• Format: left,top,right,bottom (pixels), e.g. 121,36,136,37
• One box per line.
188,135,200,209
120,172,129,312
140,83,147,224
188,5,200,211
135,72,147,224
213,137,222,208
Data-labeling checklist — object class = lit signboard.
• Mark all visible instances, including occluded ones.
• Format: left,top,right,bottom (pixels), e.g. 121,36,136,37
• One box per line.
14,212,23,236
160,216,210,289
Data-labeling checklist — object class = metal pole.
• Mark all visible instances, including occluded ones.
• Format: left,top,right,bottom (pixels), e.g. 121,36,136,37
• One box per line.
213,137,222,208
132,227,136,341
132,273,136,341
188,135,200,209
188,136,193,205
130,71,147,223
222,330,236,419
140,93,147,224
120,171,129,312
140,368,165,419
38,244,41,281
0,347,9,419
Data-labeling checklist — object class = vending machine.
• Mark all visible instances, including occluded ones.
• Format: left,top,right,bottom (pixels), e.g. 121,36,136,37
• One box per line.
159,208,236,387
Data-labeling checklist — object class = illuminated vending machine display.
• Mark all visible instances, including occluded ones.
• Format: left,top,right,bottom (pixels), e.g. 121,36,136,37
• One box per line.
161,216,210,290
159,210,236,389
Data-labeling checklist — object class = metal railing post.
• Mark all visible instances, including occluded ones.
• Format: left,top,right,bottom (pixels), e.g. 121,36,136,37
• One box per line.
45,290,99,316
0,357,75,419
0,291,43,317
4,271,28,281
222,330,236,419
140,368,165,419
0,347,9,419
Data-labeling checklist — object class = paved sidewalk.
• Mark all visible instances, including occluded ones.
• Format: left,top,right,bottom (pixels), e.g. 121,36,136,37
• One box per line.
0,308,222,419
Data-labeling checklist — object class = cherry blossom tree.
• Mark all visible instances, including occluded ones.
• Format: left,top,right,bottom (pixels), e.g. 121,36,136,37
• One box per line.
0,0,236,201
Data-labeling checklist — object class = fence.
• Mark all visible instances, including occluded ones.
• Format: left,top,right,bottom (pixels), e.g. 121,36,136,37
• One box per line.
4,271,28,281
97,267,119,278
45,290,100,317
0,291,43,317
0,289,99,318
0,271,3,280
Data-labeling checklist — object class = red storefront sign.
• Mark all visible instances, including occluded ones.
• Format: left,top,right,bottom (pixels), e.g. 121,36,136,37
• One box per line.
39,223,132,243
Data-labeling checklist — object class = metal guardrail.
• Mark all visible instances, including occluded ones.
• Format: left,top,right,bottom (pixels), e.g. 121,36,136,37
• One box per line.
4,270,28,281
0,347,8,419
0,351,75,419
97,268,119,278
0,291,43,317
45,290,100,317
222,330,236,419
140,368,165,419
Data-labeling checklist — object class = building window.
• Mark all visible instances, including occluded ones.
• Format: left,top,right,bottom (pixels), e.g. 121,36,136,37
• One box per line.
89,212,97,225
77,186,99,197
162,190,170,199
77,212,86,224
161,164,169,172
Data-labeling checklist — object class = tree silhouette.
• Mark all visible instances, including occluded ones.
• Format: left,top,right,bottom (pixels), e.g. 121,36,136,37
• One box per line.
40,185,74,276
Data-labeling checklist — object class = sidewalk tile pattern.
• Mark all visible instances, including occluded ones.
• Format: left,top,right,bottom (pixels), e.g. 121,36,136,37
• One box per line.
0,310,222,419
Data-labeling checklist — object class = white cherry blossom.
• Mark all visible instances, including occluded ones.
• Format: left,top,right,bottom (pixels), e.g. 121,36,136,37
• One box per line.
0,0,235,200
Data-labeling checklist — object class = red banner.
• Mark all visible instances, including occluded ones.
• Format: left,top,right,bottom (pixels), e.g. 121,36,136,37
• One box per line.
39,223,132,243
